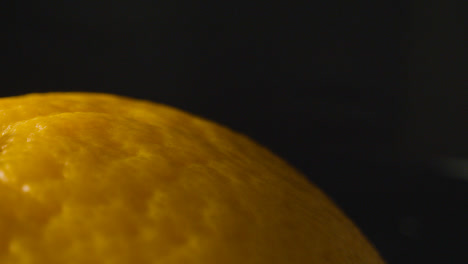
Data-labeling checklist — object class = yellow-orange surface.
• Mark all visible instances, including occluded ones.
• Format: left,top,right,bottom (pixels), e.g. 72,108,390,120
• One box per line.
0,92,385,264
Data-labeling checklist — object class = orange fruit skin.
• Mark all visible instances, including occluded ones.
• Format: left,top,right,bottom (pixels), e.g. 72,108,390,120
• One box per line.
0,92,385,264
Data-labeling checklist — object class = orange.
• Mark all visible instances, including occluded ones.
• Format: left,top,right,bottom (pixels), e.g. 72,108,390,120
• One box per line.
0,92,385,264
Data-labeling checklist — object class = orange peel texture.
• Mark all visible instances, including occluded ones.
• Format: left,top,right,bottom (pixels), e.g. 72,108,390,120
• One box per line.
0,92,385,264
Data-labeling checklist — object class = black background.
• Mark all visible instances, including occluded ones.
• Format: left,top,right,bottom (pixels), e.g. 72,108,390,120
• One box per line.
7,1,468,263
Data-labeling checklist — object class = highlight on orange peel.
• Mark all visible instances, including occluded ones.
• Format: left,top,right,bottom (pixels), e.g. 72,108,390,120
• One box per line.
0,92,385,263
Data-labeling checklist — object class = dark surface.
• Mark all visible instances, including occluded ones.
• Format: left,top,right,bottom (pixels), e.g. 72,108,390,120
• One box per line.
8,1,468,263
